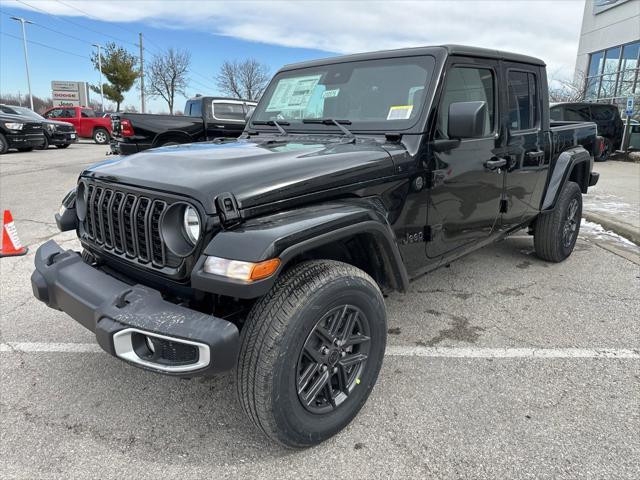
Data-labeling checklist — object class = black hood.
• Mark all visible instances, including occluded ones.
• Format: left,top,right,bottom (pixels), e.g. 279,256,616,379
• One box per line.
83,138,396,214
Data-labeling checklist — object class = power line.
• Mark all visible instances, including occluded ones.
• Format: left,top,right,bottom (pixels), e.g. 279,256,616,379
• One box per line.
1,31,91,60
15,0,139,49
1,10,95,47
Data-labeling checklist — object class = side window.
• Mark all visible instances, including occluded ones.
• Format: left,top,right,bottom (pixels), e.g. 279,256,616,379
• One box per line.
563,105,591,122
507,71,538,130
62,109,76,118
81,109,95,118
189,101,202,117
549,106,562,121
590,105,614,122
437,66,495,138
45,109,62,118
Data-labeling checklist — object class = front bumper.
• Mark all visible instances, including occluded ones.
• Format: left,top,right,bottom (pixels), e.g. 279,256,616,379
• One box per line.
31,240,239,376
7,133,45,149
49,131,77,145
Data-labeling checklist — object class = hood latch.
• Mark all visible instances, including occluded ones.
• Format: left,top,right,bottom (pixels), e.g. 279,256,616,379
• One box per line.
215,192,241,227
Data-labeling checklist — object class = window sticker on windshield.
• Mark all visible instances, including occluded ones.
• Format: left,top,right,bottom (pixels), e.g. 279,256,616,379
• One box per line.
265,75,322,113
387,105,413,120
322,88,340,98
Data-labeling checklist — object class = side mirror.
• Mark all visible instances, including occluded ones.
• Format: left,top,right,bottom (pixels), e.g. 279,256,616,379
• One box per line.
448,101,487,139
245,106,256,122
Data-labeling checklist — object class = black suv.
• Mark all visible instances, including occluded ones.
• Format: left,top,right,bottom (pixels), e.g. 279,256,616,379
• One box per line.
33,45,599,447
550,102,624,161
0,111,45,154
0,104,77,149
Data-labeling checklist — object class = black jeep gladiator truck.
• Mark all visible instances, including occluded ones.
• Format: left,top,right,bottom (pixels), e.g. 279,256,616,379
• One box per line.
110,96,257,155
33,45,599,448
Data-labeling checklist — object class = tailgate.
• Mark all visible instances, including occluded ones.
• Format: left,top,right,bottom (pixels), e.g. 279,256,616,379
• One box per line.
110,114,122,136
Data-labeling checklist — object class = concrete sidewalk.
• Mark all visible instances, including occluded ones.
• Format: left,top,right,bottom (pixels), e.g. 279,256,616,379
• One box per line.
583,160,640,244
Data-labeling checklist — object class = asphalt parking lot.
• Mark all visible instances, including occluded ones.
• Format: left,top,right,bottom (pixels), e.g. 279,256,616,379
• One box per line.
1,144,639,479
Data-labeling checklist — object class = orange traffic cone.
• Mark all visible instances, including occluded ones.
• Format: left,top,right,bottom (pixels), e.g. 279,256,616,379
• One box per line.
0,210,28,257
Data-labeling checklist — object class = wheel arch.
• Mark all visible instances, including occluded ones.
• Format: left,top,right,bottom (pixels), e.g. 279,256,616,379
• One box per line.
541,146,591,211
191,201,409,298
152,131,192,147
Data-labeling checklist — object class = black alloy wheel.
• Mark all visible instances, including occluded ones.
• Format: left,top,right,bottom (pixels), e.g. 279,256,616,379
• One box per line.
562,198,580,249
296,304,371,414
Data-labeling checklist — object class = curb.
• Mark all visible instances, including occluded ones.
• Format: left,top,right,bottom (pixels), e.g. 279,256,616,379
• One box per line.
582,211,640,246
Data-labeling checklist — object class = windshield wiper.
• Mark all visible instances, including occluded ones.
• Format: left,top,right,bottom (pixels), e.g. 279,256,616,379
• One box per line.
302,118,355,139
252,119,289,135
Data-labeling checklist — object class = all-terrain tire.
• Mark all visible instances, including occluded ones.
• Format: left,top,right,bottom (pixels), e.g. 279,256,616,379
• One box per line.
534,181,582,262
236,260,387,448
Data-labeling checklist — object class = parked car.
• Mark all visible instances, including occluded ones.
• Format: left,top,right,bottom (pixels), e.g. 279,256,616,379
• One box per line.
0,104,77,149
42,106,112,144
110,96,257,154
0,111,45,154
34,45,599,448
550,102,624,161
628,119,640,150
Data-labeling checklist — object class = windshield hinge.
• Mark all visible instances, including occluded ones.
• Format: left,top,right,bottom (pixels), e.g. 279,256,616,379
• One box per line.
215,192,241,227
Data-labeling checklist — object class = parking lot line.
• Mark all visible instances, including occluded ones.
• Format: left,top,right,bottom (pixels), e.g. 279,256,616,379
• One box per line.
1,342,639,358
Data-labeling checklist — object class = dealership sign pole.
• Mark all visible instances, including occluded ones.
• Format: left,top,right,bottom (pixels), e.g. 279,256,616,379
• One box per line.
11,16,34,111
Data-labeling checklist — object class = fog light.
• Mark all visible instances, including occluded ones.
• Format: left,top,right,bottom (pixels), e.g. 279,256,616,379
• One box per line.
203,256,280,281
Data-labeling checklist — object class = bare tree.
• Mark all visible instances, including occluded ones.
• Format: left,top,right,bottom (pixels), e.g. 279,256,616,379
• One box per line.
549,70,587,103
145,48,191,114
216,59,270,101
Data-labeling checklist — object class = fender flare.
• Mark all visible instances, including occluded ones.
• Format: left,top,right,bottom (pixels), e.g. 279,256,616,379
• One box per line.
541,146,591,211
152,131,192,147
191,201,409,299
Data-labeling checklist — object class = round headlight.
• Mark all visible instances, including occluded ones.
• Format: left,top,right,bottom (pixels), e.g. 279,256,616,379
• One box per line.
183,206,200,244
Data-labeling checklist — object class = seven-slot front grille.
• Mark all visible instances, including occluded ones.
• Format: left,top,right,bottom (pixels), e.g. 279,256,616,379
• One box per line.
82,182,180,269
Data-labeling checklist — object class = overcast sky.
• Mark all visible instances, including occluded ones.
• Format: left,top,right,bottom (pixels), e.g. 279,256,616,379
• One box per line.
0,0,586,112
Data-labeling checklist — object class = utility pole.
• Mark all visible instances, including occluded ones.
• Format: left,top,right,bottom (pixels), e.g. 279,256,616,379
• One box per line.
139,32,145,113
11,16,34,111
92,44,105,111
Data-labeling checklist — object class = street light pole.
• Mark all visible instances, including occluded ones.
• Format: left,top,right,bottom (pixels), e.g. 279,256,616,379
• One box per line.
92,44,105,111
11,16,34,111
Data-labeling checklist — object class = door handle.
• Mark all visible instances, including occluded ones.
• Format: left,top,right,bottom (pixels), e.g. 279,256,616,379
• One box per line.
485,158,507,170
525,150,545,161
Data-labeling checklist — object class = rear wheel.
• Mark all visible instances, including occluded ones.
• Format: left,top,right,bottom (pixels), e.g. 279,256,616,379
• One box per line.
596,138,611,162
93,128,109,145
534,181,582,262
237,260,387,448
0,134,7,154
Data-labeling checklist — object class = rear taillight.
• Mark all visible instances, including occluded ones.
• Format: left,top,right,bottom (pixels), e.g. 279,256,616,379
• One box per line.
121,119,134,137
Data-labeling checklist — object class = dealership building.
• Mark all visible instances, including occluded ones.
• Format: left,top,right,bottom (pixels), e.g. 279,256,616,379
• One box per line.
575,0,640,117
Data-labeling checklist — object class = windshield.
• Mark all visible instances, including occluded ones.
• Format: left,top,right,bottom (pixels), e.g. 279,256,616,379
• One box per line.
1,105,44,120
251,55,435,132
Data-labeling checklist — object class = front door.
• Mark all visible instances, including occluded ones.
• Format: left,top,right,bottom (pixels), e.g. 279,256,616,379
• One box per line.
426,61,505,259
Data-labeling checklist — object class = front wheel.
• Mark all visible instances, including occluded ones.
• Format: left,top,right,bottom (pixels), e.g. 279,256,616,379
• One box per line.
93,128,109,145
0,133,8,154
38,135,49,150
237,260,387,448
534,181,582,262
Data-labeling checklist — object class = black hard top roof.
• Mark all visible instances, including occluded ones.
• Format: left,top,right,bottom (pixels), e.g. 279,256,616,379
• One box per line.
281,44,545,71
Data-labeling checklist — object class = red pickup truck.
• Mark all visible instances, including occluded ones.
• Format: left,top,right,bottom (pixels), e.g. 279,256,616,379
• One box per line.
43,106,112,144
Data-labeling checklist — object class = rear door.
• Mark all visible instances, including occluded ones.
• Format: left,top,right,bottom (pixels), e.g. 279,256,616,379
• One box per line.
426,59,505,259
501,64,546,228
